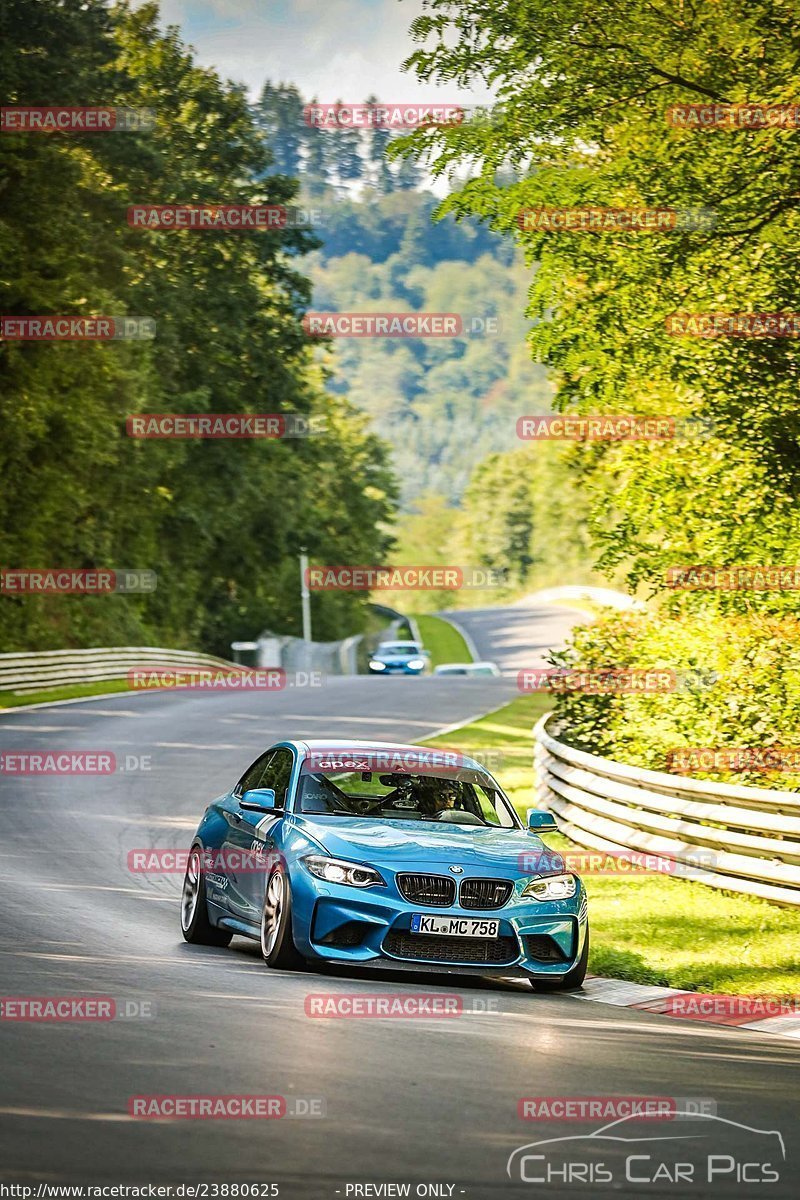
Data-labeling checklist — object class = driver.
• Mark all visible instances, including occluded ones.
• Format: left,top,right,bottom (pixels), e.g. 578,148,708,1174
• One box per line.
431,781,461,814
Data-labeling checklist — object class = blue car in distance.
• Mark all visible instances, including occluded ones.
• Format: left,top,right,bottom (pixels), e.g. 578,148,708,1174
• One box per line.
180,739,589,990
368,640,429,675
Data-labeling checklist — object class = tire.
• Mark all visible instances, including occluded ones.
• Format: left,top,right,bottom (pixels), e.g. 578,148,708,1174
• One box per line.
529,930,589,993
260,866,304,969
180,845,233,946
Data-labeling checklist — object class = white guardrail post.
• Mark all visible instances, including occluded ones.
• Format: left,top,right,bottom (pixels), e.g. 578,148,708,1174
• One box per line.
533,714,800,908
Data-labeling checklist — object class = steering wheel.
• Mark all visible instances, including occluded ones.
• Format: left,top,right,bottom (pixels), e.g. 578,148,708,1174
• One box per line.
433,810,484,825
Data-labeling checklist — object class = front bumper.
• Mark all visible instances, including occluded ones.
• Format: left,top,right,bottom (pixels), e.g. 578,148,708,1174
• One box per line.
368,663,425,675
291,868,588,979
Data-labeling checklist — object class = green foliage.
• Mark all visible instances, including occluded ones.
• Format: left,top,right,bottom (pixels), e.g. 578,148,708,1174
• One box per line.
386,444,599,613
0,0,396,653
394,0,800,764
395,0,800,601
550,610,800,790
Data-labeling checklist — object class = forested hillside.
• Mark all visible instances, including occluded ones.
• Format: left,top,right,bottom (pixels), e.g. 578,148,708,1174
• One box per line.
251,82,596,602
254,85,555,506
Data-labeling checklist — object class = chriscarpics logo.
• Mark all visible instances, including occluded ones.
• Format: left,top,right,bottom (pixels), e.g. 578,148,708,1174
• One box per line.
506,1111,785,1187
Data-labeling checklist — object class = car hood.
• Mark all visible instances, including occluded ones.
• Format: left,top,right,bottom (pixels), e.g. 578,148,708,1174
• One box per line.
374,655,415,665
296,814,545,871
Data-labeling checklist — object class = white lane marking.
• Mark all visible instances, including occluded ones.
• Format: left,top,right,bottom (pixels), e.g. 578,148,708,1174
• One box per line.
22,884,176,898
153,742,249,749
0,724,84,732
63,709,151,717
4,951,266,972
0,1107,136,1123
87,813,198,828
0,691,160,716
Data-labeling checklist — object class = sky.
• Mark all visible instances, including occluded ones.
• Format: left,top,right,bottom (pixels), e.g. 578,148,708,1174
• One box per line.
145,0,491,106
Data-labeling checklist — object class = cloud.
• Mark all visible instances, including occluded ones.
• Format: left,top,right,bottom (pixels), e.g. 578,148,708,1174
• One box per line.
140,0,491,105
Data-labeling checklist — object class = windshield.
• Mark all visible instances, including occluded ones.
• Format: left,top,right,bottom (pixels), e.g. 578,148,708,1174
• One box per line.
297,762,518,827
377,643,421,656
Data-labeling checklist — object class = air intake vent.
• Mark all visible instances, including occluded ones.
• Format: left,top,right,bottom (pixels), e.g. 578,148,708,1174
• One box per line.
397,873,456,907
460,878,513,909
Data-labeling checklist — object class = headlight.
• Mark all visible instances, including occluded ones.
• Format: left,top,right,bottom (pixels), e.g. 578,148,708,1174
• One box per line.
406,658,425,669
522,873,577,901
369,659,387,671
301,855,386,888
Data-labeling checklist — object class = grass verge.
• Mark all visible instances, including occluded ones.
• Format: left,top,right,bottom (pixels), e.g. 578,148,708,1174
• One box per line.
412,613,473,669
421,693,800,995
0,678,135,709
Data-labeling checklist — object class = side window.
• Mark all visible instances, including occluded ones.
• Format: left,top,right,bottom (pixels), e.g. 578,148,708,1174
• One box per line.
258,748,295,806
235,751,274,797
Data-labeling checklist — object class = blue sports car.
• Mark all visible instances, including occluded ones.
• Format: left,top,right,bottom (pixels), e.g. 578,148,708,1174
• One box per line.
180,739,589,990
368,641,429,674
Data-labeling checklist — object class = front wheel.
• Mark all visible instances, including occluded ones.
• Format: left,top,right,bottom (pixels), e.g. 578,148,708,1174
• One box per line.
529,930,589,993
260,867,304,969
181,846,232,946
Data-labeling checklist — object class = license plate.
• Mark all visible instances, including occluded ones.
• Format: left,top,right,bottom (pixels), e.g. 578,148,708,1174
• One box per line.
410,914,499,938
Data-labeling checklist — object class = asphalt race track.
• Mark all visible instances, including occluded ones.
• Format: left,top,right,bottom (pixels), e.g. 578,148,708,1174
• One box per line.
437,601,581,673
1,602,798,1197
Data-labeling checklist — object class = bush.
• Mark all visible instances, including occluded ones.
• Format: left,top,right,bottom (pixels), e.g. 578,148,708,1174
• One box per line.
549,610,800,791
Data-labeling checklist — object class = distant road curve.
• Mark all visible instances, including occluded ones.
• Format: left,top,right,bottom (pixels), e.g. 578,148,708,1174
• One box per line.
437,599,589,675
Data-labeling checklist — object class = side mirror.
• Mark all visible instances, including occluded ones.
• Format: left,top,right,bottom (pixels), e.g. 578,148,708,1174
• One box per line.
240,787,281,813
527,809,558,833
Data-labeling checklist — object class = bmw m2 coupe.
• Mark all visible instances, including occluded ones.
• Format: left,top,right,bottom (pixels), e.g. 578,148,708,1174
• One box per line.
180,739,589,990
367,641,429,674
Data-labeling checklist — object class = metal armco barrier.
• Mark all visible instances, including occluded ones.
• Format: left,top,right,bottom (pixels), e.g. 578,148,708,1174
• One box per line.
534,714,800,907
0,646,241,695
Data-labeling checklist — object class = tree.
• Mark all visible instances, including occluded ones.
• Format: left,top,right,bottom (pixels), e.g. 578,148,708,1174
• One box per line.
0,1,397,653
254,81,304,178
394,0,800,610
363,94,394,194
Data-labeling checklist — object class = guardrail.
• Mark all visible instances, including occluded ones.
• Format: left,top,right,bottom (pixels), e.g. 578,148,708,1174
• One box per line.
533,714,800,908
0,647,240,695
